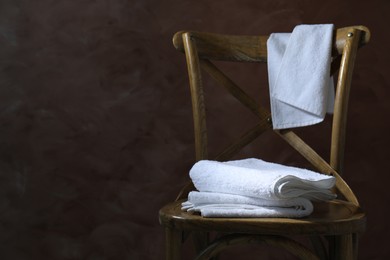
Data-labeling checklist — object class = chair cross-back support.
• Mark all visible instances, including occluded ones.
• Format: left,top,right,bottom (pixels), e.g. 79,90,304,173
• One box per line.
159,26,370,260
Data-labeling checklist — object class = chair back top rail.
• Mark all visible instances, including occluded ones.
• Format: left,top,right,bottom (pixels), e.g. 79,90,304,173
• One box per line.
173,26,370,62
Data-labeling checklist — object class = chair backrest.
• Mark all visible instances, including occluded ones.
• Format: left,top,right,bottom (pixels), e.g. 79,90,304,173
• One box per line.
173,26,370,206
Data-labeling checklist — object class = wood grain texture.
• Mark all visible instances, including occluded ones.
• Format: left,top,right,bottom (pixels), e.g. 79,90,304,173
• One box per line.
331,28,362,174
183,33,208,161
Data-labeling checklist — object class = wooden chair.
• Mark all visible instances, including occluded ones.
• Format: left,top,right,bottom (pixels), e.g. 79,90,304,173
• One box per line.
159,26,370,260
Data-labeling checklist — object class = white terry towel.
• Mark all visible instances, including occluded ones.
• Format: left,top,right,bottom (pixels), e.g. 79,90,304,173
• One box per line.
267,24,335,129
189,158,336,201
182,191,313,218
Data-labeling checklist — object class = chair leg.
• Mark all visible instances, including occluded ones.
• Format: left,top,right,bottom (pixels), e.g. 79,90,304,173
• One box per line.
193,231,209,253
310,236,328,260
193,232,220,260
352,233,359,259
330,234,357,260
165,227,182,260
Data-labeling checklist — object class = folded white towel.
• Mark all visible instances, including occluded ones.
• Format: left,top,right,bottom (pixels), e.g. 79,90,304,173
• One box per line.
182,191,313,218
189,158,336,201
192,207,309,218
267,24,335,129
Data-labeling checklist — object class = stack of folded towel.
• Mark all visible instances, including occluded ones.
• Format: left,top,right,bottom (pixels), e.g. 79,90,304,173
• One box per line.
181,158,336,218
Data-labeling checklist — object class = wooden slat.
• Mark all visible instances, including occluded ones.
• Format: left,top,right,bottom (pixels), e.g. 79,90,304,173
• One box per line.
276,129,359,206
182,33,208,161
215,117,272,161
200,58,272,161
173,26,370,62
200,59,269,119
174,31,268,62
331,29,362,174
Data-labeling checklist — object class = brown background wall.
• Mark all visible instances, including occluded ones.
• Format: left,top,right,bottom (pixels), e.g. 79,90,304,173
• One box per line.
0,0,389,259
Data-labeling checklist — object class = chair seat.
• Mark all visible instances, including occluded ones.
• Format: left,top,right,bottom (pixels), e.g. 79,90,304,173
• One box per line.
159,199,366,236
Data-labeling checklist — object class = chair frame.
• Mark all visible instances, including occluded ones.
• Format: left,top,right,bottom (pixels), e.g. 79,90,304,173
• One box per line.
159,26,370,260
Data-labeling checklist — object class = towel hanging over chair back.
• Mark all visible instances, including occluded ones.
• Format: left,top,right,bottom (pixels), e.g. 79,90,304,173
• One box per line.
267,24,335,129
